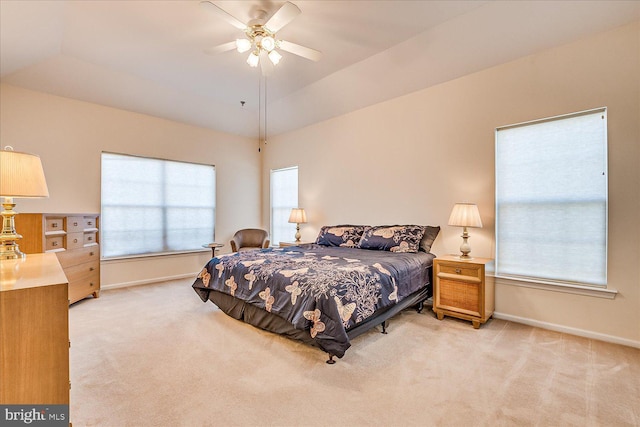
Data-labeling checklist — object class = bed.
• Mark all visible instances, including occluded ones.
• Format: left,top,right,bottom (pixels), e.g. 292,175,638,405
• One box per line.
192,224,439,363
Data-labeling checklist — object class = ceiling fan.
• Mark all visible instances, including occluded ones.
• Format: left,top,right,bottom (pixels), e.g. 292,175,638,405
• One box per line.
200,1,322,76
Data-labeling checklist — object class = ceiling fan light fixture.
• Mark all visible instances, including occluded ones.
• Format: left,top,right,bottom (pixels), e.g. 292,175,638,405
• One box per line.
268,50,282,65
236,38,252,53
247,51,260,67
261,36,276,52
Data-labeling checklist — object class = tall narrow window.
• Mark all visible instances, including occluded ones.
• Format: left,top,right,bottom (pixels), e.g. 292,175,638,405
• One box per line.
101,153,215,258
495,108,607,287
270,166,298,245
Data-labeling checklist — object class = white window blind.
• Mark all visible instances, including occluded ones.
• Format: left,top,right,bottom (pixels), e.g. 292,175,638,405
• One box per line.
270,167,298,245
101,153,215,258
495,108,607,287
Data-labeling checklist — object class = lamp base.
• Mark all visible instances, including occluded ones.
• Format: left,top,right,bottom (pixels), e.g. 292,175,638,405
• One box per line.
1,198,26,260
0,243,26,260
458,227,473,260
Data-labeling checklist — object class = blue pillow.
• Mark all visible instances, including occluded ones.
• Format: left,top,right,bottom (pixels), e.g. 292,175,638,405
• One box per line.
358,225,426,253
315,225,367,247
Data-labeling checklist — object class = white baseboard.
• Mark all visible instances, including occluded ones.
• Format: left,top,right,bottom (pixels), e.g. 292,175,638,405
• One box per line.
102,272,198,291
493,312,640,349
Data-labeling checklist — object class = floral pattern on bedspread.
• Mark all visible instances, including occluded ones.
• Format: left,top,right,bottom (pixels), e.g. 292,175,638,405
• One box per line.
193,244,433,358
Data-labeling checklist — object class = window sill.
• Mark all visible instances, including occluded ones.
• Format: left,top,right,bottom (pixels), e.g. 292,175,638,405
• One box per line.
491,275,618,299
101,249,209,262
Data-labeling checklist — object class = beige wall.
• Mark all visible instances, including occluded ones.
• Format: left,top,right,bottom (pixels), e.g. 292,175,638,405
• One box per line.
262,22,640,345
0,84,261,287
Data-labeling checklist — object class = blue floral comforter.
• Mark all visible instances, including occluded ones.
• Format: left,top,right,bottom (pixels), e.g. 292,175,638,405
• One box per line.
192,244,434,357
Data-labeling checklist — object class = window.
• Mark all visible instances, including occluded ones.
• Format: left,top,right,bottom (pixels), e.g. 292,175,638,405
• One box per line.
495,108,607,287
270,166,298,245
101,153,215,258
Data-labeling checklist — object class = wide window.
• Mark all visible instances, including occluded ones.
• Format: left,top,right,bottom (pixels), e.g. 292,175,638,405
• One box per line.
495,108,607,287
101,152,215,258
270,166,298,245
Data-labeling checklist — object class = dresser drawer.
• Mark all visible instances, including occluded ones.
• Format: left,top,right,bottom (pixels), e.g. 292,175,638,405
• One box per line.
64,260,99,283
84,232,98,245
45,235,65,251
56,245,100,268
68,274,100,304
67,232,84,250
45,217,65,233
84,216,98,229
438,263,482,280
66,216,84,233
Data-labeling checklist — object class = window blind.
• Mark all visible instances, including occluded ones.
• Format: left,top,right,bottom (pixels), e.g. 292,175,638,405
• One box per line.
101,153,215,258
270,167,298,245
495,108,607,286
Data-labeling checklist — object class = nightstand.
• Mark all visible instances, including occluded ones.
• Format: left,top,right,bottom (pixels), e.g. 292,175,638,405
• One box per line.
433,255,494,329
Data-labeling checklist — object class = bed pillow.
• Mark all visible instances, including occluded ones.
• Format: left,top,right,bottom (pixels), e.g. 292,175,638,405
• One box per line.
357,225,426,253
419,226,441,253
315,225,367,247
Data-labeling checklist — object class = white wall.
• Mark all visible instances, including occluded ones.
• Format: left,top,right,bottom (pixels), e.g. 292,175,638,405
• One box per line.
262,22,640,345
0,84,261,287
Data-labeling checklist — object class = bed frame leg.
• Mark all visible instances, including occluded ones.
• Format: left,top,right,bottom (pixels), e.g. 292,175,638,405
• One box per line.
381,320,388,334
417,301,424,313
326,354,336,365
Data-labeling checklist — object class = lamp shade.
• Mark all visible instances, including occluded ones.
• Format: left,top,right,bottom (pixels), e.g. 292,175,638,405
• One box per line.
288,208,307,224
0,148,49,198
448,203,482,228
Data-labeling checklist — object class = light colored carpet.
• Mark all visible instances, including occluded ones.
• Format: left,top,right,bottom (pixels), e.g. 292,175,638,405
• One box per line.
69,279,640,426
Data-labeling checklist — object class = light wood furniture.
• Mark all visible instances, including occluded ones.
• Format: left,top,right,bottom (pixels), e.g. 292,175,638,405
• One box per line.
14,213,100,304
433,255,494,329
0,253,70,405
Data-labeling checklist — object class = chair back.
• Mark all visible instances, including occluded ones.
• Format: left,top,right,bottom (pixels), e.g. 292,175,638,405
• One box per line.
230,228,270,252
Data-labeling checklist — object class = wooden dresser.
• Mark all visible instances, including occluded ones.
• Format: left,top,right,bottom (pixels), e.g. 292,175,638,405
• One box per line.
15,213,100,304
0,253,70,405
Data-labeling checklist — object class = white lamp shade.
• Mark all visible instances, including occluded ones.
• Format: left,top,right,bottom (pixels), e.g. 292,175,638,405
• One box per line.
236,38,252,53
448,203,482,228
261,36,275,52
268,50,282,65
0,149,49,198
247,51,260,67
288,208,307,224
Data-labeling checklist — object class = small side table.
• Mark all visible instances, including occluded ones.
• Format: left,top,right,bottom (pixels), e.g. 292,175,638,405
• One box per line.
432,255,494,329
202,243,224,257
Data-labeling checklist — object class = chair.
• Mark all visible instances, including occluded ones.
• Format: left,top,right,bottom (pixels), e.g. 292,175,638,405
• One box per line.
230,228,270,252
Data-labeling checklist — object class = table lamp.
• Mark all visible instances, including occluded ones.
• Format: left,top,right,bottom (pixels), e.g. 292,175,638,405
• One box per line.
288,208,307,242
448,203,482,260
0,146,49,259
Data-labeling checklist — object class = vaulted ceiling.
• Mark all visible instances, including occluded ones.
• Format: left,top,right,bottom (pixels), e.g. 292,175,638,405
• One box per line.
1,1,638,138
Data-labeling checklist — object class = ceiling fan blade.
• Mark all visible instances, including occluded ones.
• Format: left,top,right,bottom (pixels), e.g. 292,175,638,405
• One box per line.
278,40,322,62
204,41,237,55
260,51,274,77
199,1,247,30
264,2,301,33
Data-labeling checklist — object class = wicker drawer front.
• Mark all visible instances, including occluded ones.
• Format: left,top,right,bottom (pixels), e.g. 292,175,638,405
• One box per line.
439,278,480,316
